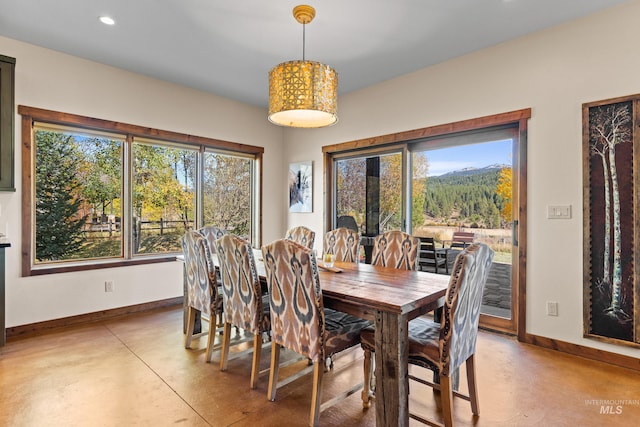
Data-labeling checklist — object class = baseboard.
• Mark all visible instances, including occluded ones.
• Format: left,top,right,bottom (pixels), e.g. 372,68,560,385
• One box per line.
523,333,640,372
6,297,183,339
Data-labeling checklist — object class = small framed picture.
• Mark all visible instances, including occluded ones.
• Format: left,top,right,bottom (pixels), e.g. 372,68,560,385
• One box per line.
289,161,313,212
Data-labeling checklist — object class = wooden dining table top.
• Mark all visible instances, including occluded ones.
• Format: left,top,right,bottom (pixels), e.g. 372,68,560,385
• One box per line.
251,248,449,320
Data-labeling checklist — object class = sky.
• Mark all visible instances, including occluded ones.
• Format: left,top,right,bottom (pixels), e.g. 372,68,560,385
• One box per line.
420,139,513,176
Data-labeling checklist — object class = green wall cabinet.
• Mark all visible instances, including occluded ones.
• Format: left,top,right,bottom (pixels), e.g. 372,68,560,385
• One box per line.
0,55,15,192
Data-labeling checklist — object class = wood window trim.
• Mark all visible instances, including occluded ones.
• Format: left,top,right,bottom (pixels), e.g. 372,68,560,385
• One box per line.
19,105,264,277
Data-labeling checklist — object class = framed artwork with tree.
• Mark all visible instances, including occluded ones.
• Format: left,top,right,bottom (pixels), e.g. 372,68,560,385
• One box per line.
582,94,639,348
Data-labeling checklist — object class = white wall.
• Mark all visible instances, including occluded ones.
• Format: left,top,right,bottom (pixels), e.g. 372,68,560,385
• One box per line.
0,36,285,327
283,1,640,358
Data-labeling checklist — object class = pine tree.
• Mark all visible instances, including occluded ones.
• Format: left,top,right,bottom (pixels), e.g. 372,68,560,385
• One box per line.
35,131,87,261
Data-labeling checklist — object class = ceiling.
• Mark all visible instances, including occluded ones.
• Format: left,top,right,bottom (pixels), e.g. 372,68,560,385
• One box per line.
0,0,631,108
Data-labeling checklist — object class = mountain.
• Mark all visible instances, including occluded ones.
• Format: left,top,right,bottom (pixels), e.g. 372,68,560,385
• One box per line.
437,163,509,178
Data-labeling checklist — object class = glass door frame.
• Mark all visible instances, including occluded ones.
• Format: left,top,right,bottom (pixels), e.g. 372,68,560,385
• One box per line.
322,109,530,338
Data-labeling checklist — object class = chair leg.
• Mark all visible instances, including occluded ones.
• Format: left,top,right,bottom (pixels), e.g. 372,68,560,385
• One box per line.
205,312,218,363
309,361,324,427
185,307,196,349
440,374,455,427
267,342,281,401
362,349,372,408
466,355,479,415
250,333,262,389
219,322,232,369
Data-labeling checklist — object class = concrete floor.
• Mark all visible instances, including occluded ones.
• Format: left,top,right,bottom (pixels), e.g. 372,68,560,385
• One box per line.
1,306,639,426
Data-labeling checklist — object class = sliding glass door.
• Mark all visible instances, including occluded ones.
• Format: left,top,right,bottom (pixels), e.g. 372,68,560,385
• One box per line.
328,118,526,334
410,136,516,327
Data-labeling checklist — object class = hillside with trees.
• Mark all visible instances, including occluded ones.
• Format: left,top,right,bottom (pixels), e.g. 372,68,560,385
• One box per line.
421,165,511,229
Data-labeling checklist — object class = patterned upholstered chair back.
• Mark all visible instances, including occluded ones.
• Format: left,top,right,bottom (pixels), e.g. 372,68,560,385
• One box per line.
439,243,493,376
285,225,316,250
181,230,217,316
262,238,325,362
323,227,360,263
215,234,267,334
371,230,420,270
197,225,227,272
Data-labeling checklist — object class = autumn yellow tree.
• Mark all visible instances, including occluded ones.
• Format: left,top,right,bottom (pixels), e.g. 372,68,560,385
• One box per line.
411,153,428,230
496,167,512,223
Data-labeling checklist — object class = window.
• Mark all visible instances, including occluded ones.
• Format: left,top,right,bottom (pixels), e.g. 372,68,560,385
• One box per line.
202,150,254,239
334,151,403,235
20,106,263,276
34,125,124,263
132,140,197,255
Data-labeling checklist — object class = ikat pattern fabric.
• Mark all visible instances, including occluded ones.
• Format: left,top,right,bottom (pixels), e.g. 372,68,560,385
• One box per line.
181,230,221,317
197,225,227,274
215,234,270,335
261,239,369,362
361,243,493,376
323,227,360,263
370,230,419,270
285,225,316,250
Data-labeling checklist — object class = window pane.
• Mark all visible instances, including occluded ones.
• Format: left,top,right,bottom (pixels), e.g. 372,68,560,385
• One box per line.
411,140,513,319
34,128,123,263
335,153,402,234
336,157,366,231
203,151,252,240
379,153,403,231
132,142,196,255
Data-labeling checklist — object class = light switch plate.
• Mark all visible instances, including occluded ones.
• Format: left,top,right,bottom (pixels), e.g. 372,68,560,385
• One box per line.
547,205,571,219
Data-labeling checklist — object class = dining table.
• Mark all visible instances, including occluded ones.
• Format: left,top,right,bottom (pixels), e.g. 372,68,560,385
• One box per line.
191,249,449,426
255,254,449,426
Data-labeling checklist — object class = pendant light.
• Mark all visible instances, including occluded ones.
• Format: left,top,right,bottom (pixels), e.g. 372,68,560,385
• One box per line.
268,5,338,128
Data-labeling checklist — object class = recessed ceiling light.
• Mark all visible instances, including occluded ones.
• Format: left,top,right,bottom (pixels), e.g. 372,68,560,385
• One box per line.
99,16,115,26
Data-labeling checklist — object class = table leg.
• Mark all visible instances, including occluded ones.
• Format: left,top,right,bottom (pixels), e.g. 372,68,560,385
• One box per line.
374,310,409,426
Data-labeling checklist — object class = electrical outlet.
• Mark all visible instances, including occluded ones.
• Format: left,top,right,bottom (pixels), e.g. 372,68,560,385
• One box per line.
546,301,558,316
105,280,114,292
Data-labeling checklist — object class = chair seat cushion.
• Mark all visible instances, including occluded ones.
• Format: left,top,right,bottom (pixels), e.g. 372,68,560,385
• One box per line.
323,309,371,357
406,317,441,369
360,316,441,370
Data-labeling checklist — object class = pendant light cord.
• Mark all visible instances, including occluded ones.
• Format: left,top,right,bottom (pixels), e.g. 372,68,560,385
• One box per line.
302,22,306,61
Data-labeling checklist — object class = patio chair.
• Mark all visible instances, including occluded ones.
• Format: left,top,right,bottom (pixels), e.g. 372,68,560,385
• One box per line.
337,215,359,233
215,234,271,389
371,230,420,270
323,227,360,263
418,236,448,274
445,231,475,250
261,238,370,427
360,243,494,426
285,225,316,250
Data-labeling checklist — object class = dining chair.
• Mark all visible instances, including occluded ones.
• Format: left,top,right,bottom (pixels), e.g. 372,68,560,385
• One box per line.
285,225,316,250
323,227,360,263
370,230,420,270
181,230,223,363
215,234,270,389
197,225,227,265
261,238,371,427
361,243,494,426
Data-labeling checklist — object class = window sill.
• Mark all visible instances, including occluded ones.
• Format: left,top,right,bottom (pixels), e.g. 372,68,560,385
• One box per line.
26,255,178,276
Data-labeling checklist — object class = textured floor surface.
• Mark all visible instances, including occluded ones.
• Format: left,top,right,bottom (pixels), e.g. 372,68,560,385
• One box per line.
1,306,639,426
